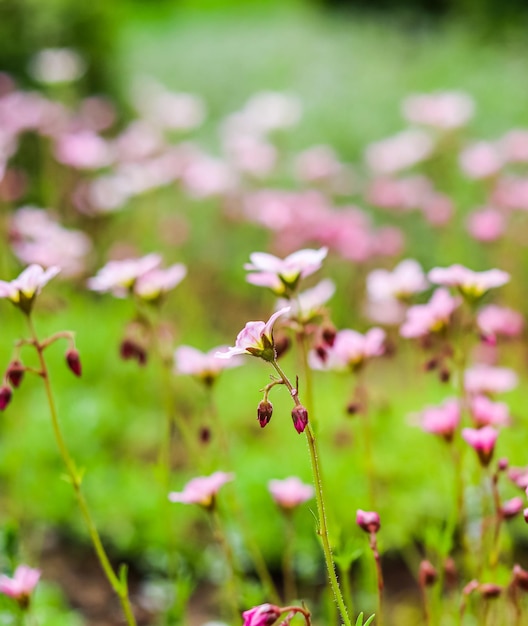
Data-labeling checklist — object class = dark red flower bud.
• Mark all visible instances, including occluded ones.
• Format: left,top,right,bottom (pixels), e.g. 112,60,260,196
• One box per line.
424,358,439,372
6,360,24,388
419,560,438,587
513,564,528,592
66,349,82,377
274,335,290,360
291,405,308,434
257,400,273,428
315,344,328,363
199,426,211,444
346,402,360,415
120,339,148,366
0,385,12,410
322,325,336,347
479,583,502,599
439,367,451,383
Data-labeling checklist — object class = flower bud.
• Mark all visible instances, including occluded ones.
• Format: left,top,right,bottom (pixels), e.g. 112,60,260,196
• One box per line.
356,509,381,534
120,339,147,365
65,349,82,377
497,457,509,472
6,360,24,388
479,583,502,599
257,400,273,428
0,385,12,410
322,325,336,347
291,405,308,434
501,497,523,520
513,564,528,592
419,560,438,587
242,603,282,626
273,335,290,360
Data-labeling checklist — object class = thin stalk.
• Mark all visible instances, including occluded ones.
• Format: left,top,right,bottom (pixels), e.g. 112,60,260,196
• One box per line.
27,317,137,626
282,509,297,601
369,532,384,626
489,470,502,572
210,507,240,623
272,359,352,626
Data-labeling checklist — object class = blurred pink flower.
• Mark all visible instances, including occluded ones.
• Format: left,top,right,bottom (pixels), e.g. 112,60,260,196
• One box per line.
464,365,518,395
420,398,460,442
469,395,510,428
365,129,434,174
242,603,282,626
268,477,314,509
356,509,381,534
459,141,503,179
54,130,114,170
223,133,277,178
240,91,302,133
277,279,335,322
501,497,524,519
428,265,509,298
498,129,528,163
477,305,524,341
87,254,162,297
367,259,428,302
174,345,242,383
462,426,498,466
400,288,460,338
245,247,328,295
134,264,187,300
309,327,385,371
421,192,454,226
402,91,475,129
366,175,432,212
216,307,290,361
508,466,528,490
466,208,505,242
294,145,344,184
0,264,60,313
168,471,234,508
0,565,40,607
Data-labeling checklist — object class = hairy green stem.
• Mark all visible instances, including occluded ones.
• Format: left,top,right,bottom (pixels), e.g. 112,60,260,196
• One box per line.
27,317,137,626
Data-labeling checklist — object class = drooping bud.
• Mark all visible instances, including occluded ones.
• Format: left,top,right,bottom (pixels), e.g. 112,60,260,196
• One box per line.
356,509,381,534
65,349,82,377
120,339,148,365
479,583,502,599
242,603,282,626
512,564,528,592
291,405,308,434
419,560,438,587
257,400,273,428
6,360,24,388
0,385,12,410
322,325,336,347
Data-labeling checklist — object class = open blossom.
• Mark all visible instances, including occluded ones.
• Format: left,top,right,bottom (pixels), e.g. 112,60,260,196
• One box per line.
168,471,233,508
469,395,510,427
276,279,335,322
420,398,460,442
428,265,510,299
464,365,518,395
174,345,242,384
268,477,314,509
367,259,428,302
462,426,498,466
242,603,282,626
216,307,290,361
0,264,60,313
400,288,460,338
309,327,385,371
87,254,162,297
245,247,328,295
0,565,40,607
477,305,524,341
134,263,187,300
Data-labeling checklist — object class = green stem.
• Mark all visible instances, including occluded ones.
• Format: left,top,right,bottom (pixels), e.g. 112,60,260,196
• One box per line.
210,507,240,623
271,359,352,626
282,509,297,601
27,317,137,626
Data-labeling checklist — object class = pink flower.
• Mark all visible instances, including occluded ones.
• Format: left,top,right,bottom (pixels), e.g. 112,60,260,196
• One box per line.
501,497,524,519
242,603,282,626
54,130,114,170
365,129,434,174
0,264,60,313
309,327,385,371
134,263,187,300
466,208,505,242
216,307,290,361
400,288,460,338
356,509,381,534
367,259,428,302
462,426,499,466
268,477,314,509
509,467,528,490
428,265,509,299
174,345,242,383
464,365,518,395
276,279,335,322
168,471,234,508
469,395,510,428
244,247,328,295
477,305,524,341
459,141,503,179
0,565,40,607
402,91,474,129
87,254,162,297
420,398,460,442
